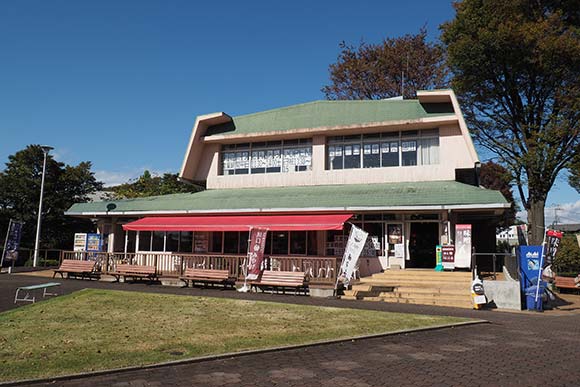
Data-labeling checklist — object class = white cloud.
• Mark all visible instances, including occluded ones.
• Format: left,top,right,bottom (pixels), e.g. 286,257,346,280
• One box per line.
517,200,580,225
94,168,175,187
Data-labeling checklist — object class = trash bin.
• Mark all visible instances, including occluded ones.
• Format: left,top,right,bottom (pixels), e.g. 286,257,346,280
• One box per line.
525,285,544,311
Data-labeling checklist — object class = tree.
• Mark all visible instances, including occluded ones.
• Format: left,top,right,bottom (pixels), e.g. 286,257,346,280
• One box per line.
553,234,580,274
0,145,103,250
322,28,449,100
441,0,580,244
570,153,580,193
108,170,202,199
479,161,518,226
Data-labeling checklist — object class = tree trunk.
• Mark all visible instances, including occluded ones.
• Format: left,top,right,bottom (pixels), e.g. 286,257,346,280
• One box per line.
527,198,546,245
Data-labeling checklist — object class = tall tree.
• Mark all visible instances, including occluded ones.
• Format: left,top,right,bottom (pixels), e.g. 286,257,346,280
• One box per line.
108,170,202,199
0,145,103,250
570,153,580,193
322,28,449,100
479,161,518,226
441,0,580,244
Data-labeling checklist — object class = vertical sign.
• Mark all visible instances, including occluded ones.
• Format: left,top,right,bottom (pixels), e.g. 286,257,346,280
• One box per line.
339,225,368,286
441,245,455,270
246,228,268,281
542,229,563,281
455,224,472,268
435,245,443,271
1,220,24,266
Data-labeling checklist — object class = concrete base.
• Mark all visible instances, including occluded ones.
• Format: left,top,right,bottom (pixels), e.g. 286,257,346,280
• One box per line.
161,278,185,287
483,280,522,310
309,287,335,298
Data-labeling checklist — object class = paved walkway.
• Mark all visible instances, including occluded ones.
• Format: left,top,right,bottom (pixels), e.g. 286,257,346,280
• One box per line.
2,272,580,387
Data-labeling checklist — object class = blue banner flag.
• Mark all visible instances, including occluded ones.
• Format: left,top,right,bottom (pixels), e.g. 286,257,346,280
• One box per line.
2,220,24,265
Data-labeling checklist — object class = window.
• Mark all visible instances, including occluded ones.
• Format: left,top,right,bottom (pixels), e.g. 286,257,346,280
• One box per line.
224,232,239,253
139,231,151,251
152,231,164,251
327,129,439,170
290,231,307,255
272,231,289,254
222,139,311,176
210,232,222,253
179,232,193,253
166,232,179,252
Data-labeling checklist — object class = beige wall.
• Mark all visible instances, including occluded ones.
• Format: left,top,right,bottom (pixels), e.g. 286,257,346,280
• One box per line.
201,123,476,189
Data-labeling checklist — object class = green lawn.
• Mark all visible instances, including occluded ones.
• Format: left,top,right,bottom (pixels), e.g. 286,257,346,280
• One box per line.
0,289,469,382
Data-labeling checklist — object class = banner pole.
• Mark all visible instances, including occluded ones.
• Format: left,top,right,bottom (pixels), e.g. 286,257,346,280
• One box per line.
237,227,253,293
534,227,548,303
1,219,13,269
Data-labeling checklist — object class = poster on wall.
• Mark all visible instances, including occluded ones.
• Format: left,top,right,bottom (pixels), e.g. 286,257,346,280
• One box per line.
454,224,472,268
387,225,403,244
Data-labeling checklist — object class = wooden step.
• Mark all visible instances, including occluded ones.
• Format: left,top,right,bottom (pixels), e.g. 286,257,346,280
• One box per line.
380,292,470,301
379,296,474,309
361,279,471,289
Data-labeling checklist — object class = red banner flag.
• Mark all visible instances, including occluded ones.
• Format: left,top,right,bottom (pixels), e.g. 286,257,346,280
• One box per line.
246,228,268,280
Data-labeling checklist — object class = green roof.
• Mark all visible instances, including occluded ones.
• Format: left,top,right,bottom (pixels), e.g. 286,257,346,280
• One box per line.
66,181,507,215
204,99,455,137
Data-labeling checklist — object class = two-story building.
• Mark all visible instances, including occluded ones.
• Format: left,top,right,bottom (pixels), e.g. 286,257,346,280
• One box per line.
66,89,509,281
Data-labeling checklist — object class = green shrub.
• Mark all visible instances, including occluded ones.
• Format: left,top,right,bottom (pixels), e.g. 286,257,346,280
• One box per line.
553,234,580,275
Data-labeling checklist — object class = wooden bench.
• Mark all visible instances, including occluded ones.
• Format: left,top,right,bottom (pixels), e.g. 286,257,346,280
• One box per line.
53,260,100,280
251,270,308,295
110,264,158,283
14,282,61,303
555,275,580,292
179,268,235,289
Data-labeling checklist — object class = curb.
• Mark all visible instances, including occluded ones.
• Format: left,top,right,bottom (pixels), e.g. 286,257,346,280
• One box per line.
1,319,487,386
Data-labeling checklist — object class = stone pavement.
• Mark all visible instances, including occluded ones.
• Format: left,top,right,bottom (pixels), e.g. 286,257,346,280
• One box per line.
2,272,580,387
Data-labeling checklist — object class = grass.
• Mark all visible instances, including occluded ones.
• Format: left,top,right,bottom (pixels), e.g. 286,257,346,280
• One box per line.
0,289,469,382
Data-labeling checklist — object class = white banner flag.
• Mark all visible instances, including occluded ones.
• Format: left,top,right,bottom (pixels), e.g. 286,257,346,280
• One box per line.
339,225,368,285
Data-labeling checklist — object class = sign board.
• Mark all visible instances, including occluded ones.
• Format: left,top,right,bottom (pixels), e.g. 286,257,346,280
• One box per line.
1,220,24,265
454,224,472,268
246,228,268,281
86,233,102,252
441,245,455,270
518,245,543,291
394,243,405,259
74,233,88,251
435,245,443,271
339,225,368,286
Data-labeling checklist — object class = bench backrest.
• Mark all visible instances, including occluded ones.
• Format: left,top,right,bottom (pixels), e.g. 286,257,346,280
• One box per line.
183,268,230,279
116,264,156,274
58,259,97,271
259,270,306,286
555,276,577,287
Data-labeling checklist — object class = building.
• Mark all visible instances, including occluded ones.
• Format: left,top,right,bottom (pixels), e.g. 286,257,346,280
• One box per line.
66,90,509,282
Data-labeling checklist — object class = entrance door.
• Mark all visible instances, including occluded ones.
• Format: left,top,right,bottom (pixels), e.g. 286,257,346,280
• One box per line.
408,223,439,268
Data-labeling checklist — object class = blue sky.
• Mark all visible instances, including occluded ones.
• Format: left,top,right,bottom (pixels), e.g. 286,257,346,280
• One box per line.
0,1,578,222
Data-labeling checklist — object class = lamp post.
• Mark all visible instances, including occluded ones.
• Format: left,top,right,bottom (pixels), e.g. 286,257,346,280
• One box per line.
33,145,53,267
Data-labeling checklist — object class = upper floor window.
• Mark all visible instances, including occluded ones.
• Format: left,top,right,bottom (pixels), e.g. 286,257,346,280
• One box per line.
327,129,439,170
221,139,312,175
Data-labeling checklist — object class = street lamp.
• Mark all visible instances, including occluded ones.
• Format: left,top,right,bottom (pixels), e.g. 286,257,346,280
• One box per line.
33,145,53,268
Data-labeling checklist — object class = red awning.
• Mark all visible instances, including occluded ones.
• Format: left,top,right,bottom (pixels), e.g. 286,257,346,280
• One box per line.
122,214,353,232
